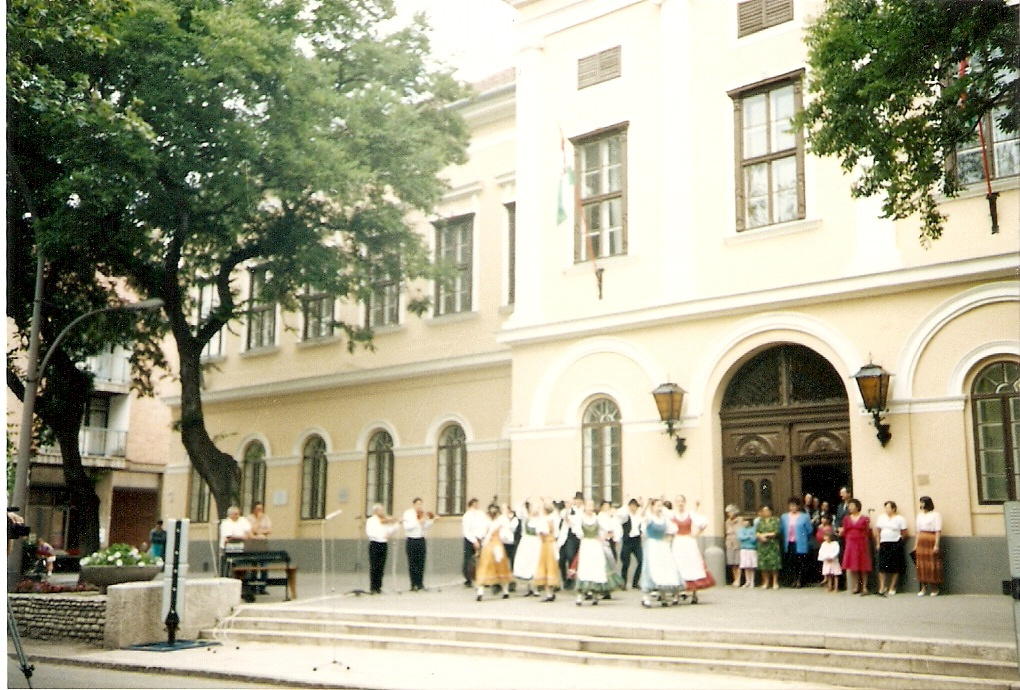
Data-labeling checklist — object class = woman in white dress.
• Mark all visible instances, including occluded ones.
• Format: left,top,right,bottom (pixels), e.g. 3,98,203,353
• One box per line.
512,501,542,596
670,495,715,603
639,498,682,607
573,500,622,605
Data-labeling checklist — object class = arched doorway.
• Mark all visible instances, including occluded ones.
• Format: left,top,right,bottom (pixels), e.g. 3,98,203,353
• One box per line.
720,344,850,516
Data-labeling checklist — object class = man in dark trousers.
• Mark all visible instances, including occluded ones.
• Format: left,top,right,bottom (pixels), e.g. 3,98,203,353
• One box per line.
559,492,584,590
617,498,643,589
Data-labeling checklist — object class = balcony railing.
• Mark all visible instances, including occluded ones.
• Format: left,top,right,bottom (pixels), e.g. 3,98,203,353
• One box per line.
83,351,131,385
78,427,128,458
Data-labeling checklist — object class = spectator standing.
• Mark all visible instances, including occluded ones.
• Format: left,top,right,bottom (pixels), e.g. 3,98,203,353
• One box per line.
839,498,872,595
148,520,167,559
736,516,758,588
913,496,943,596
874,500,908,596
248,503,272,539
724,504,742,587
755,505,781,590
780,497,814,588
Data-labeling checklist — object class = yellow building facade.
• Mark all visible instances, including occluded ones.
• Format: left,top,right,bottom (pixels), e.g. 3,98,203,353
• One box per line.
163,0,1019,591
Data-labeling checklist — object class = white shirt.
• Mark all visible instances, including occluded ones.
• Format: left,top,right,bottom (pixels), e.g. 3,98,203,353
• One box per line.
617,507,641,538
876,513,908,542
818,540,841,562
500,514,519,545
401,508,435,539
462,508,487,544
366,515,398,543
597,511,622,541
916,510,943,533
219,516,252,549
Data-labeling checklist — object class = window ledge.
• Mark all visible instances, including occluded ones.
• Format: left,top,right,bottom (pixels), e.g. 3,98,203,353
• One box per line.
725,218,821,245
565,252,637,275
200,354,226,365
942,176,1019,204
428,311,479,326
499,304,515,316
296,335,342,350
368,323,405,336
240,345,280,359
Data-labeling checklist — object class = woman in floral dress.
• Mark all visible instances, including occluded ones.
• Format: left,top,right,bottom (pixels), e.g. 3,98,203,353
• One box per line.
756,504,781,589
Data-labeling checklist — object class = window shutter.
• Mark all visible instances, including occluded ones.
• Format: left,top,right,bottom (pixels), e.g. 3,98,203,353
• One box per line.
738,0,793,38
577,46,621,90
737,0,765,38
765,0,794,27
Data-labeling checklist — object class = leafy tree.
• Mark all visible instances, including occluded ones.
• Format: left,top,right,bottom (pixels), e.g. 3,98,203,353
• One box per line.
797,0,1018,243
11,0,469,520
7,0,165,554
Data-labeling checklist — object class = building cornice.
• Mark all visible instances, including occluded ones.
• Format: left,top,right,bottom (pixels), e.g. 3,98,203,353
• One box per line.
163,349,512,407
500,253,1019,347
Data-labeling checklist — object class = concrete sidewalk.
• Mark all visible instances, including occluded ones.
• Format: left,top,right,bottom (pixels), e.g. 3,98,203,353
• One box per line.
9,569,1018,689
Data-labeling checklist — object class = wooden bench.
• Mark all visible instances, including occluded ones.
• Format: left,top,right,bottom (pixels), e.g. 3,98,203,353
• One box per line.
231,565,298,602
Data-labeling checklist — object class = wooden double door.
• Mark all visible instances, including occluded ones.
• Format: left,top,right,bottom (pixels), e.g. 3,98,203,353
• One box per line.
722,405,850,517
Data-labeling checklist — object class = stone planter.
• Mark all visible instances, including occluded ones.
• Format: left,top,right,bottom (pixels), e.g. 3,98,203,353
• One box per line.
78,565,161,593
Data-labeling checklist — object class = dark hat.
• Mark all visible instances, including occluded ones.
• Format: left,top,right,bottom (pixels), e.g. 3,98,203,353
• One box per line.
628,498,639,507
574,491,584,500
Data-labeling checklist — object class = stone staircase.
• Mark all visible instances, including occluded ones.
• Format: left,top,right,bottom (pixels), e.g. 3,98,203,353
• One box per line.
207,605,1018,690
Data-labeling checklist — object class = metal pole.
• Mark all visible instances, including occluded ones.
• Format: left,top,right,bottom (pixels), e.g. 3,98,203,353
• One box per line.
8,252,45,585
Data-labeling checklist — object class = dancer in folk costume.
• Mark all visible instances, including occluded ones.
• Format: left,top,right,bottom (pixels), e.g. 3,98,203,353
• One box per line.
512,501,543,596
474,503,514,601
596,500,625,599
573,500,623,605
640,498,683,607
670,495,715,603
532,501,562,601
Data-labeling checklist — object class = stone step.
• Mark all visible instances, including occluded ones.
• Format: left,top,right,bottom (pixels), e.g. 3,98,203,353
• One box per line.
225,604,1018,662
202,626,1016,690
214,614,1017,681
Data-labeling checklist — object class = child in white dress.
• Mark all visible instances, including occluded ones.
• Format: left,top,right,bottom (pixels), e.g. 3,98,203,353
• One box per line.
817,530,842,593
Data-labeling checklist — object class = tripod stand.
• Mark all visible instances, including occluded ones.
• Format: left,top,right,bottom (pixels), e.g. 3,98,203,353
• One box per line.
8,599,34,687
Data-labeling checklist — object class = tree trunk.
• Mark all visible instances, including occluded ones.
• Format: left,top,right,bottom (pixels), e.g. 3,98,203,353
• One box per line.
177,341,239,520
53,425,101,554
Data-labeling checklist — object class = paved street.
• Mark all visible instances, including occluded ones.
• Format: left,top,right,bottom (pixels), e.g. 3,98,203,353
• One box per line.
7,659,284,689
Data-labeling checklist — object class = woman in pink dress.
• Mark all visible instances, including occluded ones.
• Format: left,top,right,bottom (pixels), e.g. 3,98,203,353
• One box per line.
839,498,872,595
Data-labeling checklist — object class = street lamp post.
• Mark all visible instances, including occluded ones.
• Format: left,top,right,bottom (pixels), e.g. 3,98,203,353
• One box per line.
8,297,164,584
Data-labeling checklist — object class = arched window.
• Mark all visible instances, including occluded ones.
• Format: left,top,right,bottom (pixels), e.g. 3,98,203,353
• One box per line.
437,425,466,515
582,398,622,505
972,361,1020,503
188,467,211,523
366,431,394,516
241,441,267,513
300,435,328,519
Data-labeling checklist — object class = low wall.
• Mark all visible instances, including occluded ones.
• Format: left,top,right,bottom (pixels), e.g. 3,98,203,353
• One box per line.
104,576,240,649
9,577,240,649
9,593,106,644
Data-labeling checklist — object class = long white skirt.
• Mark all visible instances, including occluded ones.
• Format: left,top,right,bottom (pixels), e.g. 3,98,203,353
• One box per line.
513,533,541,580
641,539,681,591
672,535,708,582
575,538,608,584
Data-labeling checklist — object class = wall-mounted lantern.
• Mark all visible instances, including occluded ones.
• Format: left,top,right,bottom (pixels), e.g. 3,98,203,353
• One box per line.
652,382,687,456
852,362,892,447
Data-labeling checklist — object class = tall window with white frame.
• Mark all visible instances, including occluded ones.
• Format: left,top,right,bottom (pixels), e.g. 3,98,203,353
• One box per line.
197,282,224,359
241,441,267,513
957,105,1020,185
574,126,627,262
188,467,211,523
302,289,334,341
972,360,1020,504
582,398,622,505
300,435,328,520
367,277,400,328
246,267,276,349
437,424,467,516
365,431,395,516
435,216,473,316
731,71,805,231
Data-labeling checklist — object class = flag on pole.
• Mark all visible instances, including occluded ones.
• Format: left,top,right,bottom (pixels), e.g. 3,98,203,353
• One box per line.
556,128,575,225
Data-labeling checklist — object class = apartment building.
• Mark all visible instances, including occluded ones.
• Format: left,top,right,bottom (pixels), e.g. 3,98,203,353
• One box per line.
162,0,1018,591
